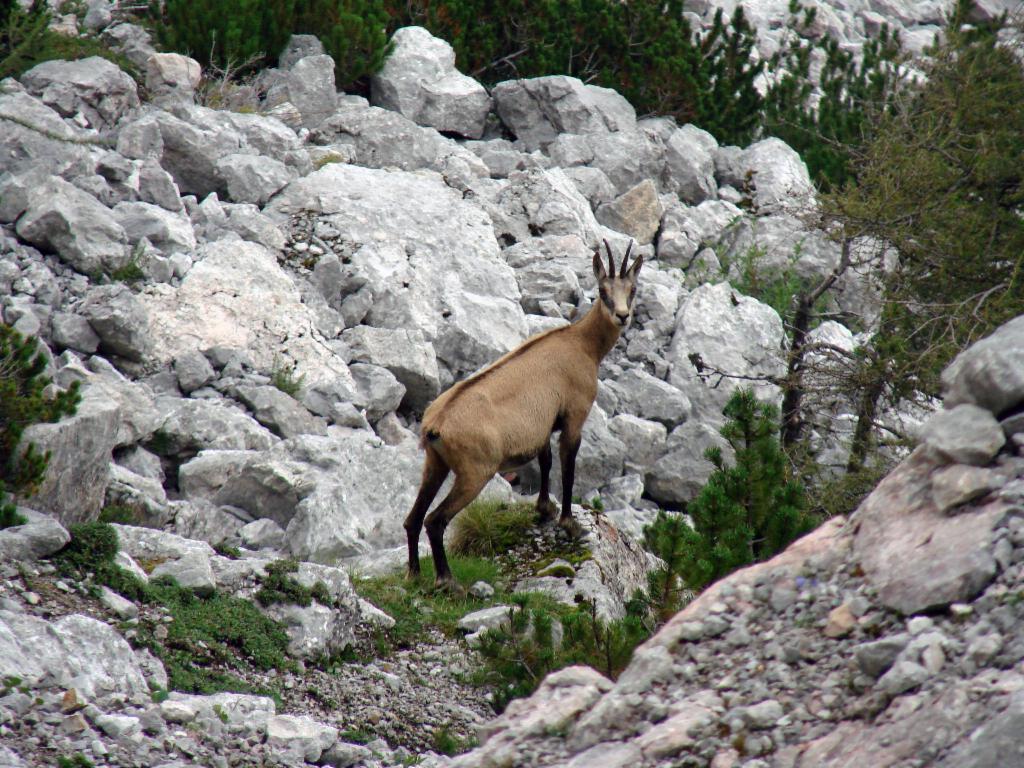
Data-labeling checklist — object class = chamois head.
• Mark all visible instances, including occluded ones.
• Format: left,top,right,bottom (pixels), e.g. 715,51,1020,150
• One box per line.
593,240,644,329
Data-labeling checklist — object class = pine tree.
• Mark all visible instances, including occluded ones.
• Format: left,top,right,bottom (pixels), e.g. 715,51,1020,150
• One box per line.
0,325,80,527
673,389,815,591
293,0,391,92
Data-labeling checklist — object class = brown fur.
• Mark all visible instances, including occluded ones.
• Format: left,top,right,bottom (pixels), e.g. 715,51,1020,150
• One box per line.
405,242,643,586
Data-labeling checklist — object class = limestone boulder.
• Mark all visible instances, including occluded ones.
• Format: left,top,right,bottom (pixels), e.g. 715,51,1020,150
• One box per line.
942,314,1024,416
20,56,139,130
492,75,636,151
112,201,196,255
0,508,70,561
853,448,1006,614
308,96,487,176
666,282,786,419
371,26,491,139
15,176,131,276
595,180,664,245
78,284,153,362
664,124,718,204
140,239,355,392
0,611,149,702
0,92,93,177
19,388,120,525
267,163,527,379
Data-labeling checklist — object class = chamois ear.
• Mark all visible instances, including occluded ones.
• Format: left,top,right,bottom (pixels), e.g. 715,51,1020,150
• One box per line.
592,245,607,281
626,253,644,280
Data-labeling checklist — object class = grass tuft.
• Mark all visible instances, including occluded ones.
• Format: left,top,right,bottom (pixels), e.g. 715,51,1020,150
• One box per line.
448,500,536,558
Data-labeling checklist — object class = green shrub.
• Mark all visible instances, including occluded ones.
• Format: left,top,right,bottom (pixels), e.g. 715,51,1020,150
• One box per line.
98,505,140,525
665,389,817,591
763,2,905,190
474,594,651,712
0,323,80,522
448,500,536,558
292,0,390,91
50,522,292,696
255,558,332,607
270,356,305,397
152,0,389,91
0,2,136,80
151,0,290,73
353,555,501,653
0,505,26,529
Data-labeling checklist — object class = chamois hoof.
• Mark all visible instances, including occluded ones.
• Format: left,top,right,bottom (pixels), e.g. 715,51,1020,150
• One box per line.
558,516,585,540
432,577,466,597
535,498,558,523
406,566,421,582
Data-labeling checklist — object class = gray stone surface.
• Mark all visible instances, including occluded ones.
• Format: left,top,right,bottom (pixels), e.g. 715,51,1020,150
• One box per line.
79,284,153,362
595,179,664,245
342,326,441,412
854,449,1005,614
112,200,196,254
664,124,718,204
234,384,328,439
20,56,139,130
15,176,131,276
943,314,1024,416
0,610,149,701
0,509,70,561
19,389,120,525
920,404,1005,466
0,91,92,177
371,26,491,139
216,154,295,206
492,75,636,151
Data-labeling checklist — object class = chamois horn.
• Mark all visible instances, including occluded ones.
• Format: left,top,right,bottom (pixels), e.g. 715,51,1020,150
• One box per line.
603,239,615,276
619,240,634,278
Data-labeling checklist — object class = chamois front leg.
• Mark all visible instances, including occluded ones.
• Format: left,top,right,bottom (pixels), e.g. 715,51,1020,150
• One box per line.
535,439,557,522
558,427,584,538
403,447,449,579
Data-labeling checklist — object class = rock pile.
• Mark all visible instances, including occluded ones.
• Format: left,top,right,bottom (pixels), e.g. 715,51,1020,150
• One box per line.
451,315,1024,767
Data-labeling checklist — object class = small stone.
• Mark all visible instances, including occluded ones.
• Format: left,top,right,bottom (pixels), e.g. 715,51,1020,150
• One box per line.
61,689,86,713
907,616,934,635
920,404,1005,466
160,699,196,724
676,621,705,642
854,635,909,679
879,659,929,695
823,603,856,638
968,633,1003,663
742,699,784,729
60,712,89,733
931,464,1002,513
99,585,139,620
468,581,495,599
23,592,40,606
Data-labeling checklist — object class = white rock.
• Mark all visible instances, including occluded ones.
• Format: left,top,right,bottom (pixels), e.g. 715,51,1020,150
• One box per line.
266,714,339,764
20,56,139,130
371,26,491,139
492,75,636,151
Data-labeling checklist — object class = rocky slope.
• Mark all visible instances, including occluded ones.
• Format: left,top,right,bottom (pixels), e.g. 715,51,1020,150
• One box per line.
451,318,1024,767
1,1,1021,766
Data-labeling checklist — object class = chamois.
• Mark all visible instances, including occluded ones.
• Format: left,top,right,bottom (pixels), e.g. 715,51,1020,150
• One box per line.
404,240,644,588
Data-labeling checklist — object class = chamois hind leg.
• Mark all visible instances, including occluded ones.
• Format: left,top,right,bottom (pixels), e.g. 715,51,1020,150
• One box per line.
403,447,450,579
424,468,492,589
558,418,585,537
535,438,557,522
